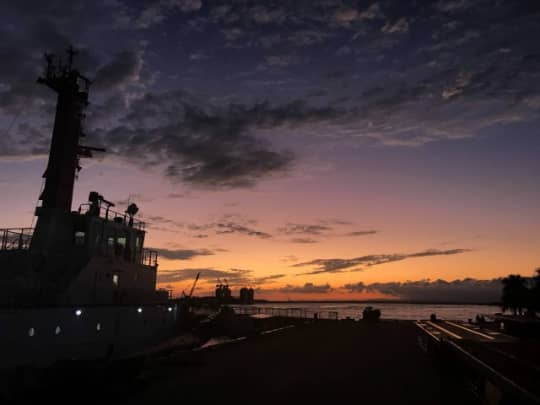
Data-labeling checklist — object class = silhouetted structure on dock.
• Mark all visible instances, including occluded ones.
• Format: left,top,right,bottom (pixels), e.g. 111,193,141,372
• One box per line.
239,287,254,304
215,279,232,303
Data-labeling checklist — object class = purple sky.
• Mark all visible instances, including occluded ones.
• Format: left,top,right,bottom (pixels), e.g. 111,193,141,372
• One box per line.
1,0,539,301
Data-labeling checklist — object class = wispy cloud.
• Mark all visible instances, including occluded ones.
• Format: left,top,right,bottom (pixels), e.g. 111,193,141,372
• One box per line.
183,214,272,239
290,238,318,244
215,222,272,239
157,268,246,283
294,249,472,275
345,230,378,237
151,248,214,260
157,267,285,285
278,282,333,294
278,223,331,236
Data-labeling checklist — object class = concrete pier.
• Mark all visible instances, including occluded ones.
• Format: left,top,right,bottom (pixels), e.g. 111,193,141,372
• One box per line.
125,320,476,404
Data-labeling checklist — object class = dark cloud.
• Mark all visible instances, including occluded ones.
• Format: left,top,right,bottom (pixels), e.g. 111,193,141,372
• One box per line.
278,223,331,235
346,230,378,237
87,96,343,188
152,247,214,260
167,193,188,199
290,238,318,244
157,267,284,285
294,249,471,275
114,193,153,206
143,215,186,233
2,0,540,184
157,268,247,283
279,283,333,294
108,0,202,29
381,17,409,34
185,216,272,239
278,221,376,240
344,278,502,303
252,273,287,284
93,50,144,91
215,222,272,239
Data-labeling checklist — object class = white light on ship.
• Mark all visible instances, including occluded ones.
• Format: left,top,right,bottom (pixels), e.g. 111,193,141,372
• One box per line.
75,309,83,316
137,307,143,313
168,307,173,312
96,323,101,331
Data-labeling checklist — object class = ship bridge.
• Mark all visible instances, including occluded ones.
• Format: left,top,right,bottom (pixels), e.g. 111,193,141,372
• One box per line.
0,204,158,268
0,47,166,307
76,192,157,268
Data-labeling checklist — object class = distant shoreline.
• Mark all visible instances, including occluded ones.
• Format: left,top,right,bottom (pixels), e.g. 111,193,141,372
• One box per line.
253,300,501,306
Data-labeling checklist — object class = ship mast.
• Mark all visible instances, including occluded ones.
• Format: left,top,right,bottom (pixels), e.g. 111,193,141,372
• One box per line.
31,46,102,252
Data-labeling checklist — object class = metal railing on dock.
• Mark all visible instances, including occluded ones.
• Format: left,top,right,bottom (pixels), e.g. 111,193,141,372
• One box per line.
0,228,33,251
232,306,339,320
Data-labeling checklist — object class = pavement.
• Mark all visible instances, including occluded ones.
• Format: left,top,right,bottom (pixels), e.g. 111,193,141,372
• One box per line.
121,320,477,405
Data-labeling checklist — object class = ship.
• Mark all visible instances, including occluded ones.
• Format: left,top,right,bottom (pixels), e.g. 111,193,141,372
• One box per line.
0,47,179,369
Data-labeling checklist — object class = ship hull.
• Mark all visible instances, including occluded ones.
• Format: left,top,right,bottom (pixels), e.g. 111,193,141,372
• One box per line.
0,303,178,369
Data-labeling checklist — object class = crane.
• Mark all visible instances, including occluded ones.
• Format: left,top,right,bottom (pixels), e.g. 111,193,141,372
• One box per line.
188,272,200,298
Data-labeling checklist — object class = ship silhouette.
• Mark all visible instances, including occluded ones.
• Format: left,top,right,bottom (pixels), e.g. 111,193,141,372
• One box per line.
0,47,178,369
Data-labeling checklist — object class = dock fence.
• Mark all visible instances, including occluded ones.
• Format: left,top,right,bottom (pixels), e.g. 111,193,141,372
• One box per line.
232,306,338,320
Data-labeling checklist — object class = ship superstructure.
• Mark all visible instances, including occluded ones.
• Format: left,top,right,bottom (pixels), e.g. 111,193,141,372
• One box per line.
0,47,176,368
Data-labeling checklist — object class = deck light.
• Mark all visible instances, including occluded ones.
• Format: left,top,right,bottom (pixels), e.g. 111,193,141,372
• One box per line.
75,309,83,316
137,307,143,313
168,307,173,312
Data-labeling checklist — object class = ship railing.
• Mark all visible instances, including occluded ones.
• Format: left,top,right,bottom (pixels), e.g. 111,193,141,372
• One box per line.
0,228,33,251
78,204,146,230
141,249,158,267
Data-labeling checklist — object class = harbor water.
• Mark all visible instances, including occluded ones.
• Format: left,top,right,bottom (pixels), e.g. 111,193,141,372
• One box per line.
235,302,501,321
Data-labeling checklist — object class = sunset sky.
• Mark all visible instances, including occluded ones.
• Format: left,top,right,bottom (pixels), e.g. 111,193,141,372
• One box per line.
1,0,539,301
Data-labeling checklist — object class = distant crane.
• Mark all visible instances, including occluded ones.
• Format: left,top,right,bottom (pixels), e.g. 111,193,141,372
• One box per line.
181,272,201,299
188,272,200,298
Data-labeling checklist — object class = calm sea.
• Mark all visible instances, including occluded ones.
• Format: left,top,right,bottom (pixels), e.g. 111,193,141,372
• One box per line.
247,302,501,321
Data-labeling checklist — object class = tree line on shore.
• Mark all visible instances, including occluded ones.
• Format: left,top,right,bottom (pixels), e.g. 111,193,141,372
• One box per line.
501,268,540,316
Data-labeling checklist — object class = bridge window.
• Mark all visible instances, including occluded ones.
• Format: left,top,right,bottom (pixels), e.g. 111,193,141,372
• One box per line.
115,236,126,257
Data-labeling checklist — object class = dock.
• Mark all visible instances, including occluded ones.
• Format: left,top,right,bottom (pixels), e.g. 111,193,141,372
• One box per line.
416,319,540,404
122,319,477,404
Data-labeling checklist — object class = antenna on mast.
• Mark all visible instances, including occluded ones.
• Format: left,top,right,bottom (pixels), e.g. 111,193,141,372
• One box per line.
66,45,78,70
